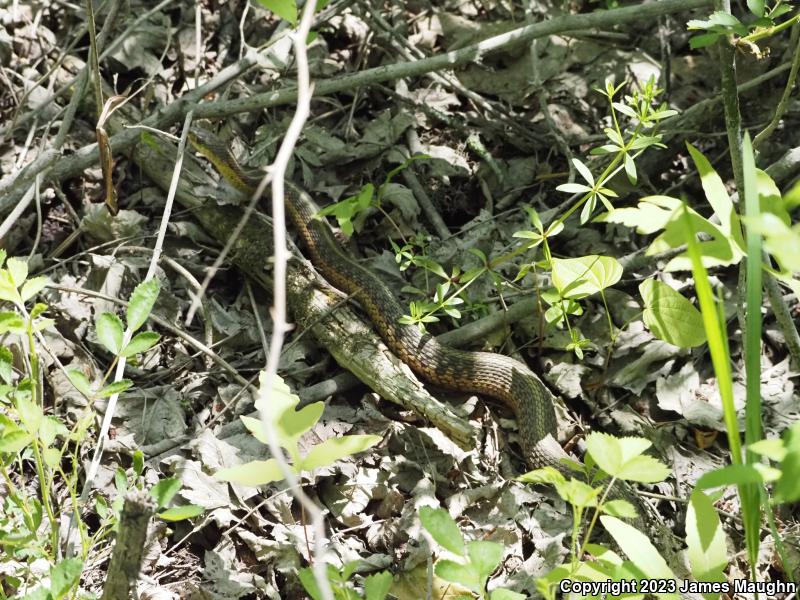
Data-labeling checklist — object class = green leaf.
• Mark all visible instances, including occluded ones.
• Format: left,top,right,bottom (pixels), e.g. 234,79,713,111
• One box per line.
150,477,181,508
49,558,84,599
6,257,28,288
639,279,706,348
572,158,595,185
695,464,763,490
600,516,677,586
216,458,288,486
257,0,297,24
363,571,393,600
300,434,381,471
133,449,145,476
434,560,480,592
556,182,592,195
517,465,566,486
158,504,205,521
298,567,324,600
419,506,465,556
0,311,25,334
278,401,324,445
0,428,32,453
748,437,786,462
16,395,42,433
66,369,92,397
39,416,67,446
597,195,681,235
556,478,600,508
96,312,124,355
121,331,161,357
0,270,20,304
43,446,61,468
747,0,764,16
686,491,727,584
585,433,670,483
774,422,800,502
127,279,161,332
97,379,133,397
552,255,622,299
20,276,49,302
0,346,12,384
466,540,504,580
602,499,638,519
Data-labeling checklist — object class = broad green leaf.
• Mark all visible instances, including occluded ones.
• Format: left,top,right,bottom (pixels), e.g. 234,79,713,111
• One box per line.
552,255,622,298
655,207,741,270
586,433,670,482
150,477,181,508
6,257,28,288
66,369,92,397
745,212,800,272
50,558,84,598
297,568,319,600
517,466,566,485
686,144,743,249
97,379,133,397
127,279,161,332
602,499,638,519
300,434,381,471
277,402,324,453
254,372,300,422
16,395,42,433
419,506,465,556
0,311,25,334
0,428,32,453
556,478,600,508
748,437,786,462
600,516,677,590
0,271,19,304
20,276,49,302
639,279,706,348
216,458,288,486
686,491,727,586
257,0,297,24
121,331,161,357
466,540,504,580
695,464,763,490
363,571,393,600
39,416,67,447
747,0,764,17
434,560,480,592
43,446,61,468
96,312,124,355
158,504,205,521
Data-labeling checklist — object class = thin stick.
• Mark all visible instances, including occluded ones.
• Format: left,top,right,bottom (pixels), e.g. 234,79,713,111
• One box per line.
256,1,333,597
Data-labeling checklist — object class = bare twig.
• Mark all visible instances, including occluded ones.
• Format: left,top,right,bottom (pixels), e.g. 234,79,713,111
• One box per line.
255,2,335,598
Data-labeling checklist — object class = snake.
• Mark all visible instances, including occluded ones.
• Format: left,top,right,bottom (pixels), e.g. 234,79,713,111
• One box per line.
188,128,574,473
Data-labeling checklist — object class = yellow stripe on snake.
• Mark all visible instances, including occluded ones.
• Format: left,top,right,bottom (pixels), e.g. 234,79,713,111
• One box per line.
188,127,569,473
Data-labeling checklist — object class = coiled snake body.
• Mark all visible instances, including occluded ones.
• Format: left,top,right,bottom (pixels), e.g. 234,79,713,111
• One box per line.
190,129,568,472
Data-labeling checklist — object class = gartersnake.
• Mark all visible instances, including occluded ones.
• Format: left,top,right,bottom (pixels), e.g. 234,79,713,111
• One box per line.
188,128,571,472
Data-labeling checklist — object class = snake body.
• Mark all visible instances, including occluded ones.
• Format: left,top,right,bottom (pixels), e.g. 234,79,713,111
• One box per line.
189,129,566,472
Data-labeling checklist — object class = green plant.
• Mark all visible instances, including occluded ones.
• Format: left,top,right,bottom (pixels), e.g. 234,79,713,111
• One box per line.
0,271,169,596
418,506,524,600
299,562,393,600
215,371,381,486
522,433,729,599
